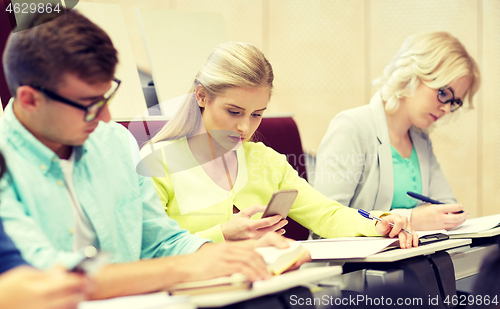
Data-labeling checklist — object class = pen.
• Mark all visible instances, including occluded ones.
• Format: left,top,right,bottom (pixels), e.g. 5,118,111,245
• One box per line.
406,191,464,214
406,191,443,204
357,209,413,234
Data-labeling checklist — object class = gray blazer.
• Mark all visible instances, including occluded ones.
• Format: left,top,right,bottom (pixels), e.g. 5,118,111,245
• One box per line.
313,92,456,216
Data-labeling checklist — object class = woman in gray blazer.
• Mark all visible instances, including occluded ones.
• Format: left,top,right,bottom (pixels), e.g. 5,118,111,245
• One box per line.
314,31,481,231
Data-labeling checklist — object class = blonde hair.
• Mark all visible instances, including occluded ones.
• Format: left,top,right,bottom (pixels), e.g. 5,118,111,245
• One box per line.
150,41,274,144
373,31,481,114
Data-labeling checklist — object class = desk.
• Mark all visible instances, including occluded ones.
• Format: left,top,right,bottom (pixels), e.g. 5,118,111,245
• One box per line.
79,267,342,309
447,232,500,293
80,240,480,308
448,244,498,280
305,239,471,298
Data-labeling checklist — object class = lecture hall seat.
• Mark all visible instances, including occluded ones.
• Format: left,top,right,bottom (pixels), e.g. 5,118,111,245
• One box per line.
118,117,310,241
253,118,310,241
0,1,16,108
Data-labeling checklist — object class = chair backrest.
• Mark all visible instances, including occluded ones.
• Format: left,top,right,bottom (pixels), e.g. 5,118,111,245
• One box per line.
254,117,308,181
0,2,15,109
118,119,167,149
118,116,310,240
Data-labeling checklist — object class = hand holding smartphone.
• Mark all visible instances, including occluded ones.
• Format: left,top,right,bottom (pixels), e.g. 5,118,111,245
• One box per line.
261,189,298,219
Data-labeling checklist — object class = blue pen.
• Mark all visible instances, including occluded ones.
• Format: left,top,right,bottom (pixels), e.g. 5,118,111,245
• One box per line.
358,209,413,234
406,191,464,214
406,191,443,204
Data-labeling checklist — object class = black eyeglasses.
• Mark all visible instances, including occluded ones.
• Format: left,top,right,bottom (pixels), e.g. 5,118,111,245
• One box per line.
26,78,121,122
437,87,463,112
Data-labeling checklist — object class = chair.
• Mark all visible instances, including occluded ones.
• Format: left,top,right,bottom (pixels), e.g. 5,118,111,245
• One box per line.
254,117,308,181
254,118,310,240
118,119,166,149
0,2,16,108
119,116,310,240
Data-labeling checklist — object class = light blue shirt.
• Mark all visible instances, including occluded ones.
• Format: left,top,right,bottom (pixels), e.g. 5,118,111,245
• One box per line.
0,101,209,269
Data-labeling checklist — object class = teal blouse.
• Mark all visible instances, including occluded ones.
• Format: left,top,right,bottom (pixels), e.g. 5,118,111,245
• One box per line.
390,146,422,209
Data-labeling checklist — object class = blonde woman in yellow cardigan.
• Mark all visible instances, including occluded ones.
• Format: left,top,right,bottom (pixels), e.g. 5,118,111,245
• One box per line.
138,42,418,248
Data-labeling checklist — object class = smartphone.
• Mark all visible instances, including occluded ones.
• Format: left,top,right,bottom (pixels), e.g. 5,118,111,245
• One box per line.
70,246,109,276
261,189,298,219
418,233,449,246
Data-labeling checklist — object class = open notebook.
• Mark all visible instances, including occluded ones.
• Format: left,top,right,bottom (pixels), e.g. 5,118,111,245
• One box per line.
299,232,452,260
299,237,402,260
447,213,500,234
419,213,500,238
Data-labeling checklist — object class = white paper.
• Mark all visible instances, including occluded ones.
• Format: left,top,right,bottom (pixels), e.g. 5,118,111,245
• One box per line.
78,292,190,309
445,213,500,235
299,238,398,260
416,230,447,238
252,266,341,289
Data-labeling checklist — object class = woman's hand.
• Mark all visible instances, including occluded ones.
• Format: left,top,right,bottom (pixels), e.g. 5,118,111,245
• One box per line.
221,205,288,241
410,204,468,231
375,214,419,249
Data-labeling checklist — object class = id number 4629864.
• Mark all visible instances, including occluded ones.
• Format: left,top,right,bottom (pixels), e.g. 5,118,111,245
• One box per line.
6,1,62,14
444,294,498,307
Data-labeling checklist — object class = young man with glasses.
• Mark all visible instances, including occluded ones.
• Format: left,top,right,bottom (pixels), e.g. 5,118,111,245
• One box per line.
0,10,302,300
314,31,480,231
0,152,89,309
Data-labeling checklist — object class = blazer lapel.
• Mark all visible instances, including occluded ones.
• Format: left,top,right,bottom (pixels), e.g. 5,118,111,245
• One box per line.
370,92,393,211
410,128,429,199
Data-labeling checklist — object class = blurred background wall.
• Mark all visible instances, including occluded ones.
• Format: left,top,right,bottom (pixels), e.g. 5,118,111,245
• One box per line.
51,0,500,217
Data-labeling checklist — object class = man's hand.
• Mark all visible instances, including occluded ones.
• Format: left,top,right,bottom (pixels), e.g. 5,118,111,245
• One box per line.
184,241,271,282
0,266,90,309
184,232,311,283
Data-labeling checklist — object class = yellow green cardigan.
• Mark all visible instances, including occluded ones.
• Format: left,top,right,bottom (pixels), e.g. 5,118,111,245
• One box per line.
142,139,386,243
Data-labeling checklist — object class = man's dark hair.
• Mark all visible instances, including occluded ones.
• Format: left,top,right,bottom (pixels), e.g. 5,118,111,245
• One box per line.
2,9,118,97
